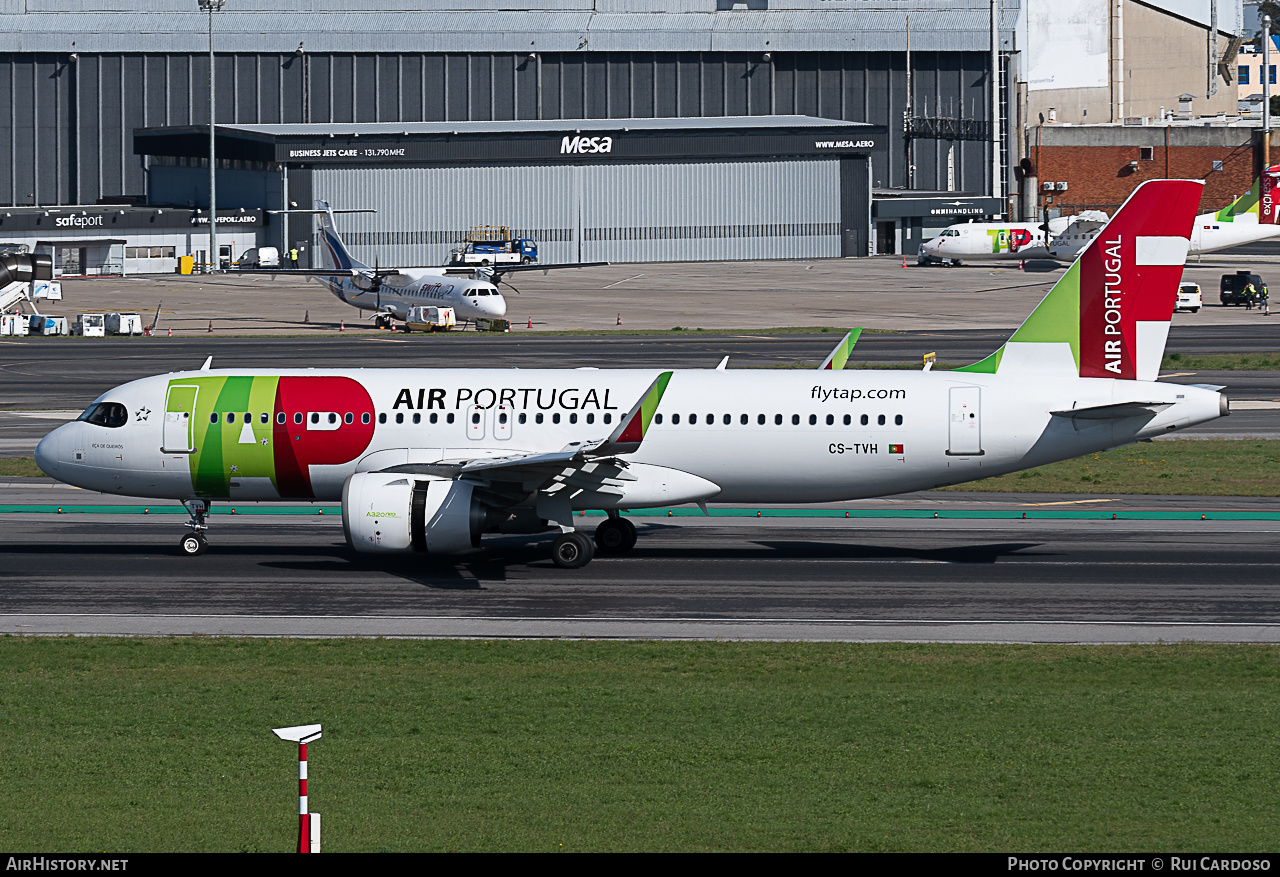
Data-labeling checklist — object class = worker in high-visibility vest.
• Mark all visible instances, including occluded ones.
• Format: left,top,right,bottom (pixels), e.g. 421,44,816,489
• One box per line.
289,248,299,269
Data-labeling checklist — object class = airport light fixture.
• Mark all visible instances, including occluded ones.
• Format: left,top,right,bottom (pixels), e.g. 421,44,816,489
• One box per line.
199,0,225,273
273,723,322,853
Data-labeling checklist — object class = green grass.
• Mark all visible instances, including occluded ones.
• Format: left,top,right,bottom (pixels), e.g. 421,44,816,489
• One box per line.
939,440,1280,496
1162,352,1280,370
0,458,43,478
2,638,1279,852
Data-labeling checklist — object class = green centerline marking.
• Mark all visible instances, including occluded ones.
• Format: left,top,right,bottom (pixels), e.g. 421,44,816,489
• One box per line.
3,505,1279,521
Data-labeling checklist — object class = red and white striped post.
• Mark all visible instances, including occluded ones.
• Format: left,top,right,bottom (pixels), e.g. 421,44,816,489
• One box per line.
273,723,322,853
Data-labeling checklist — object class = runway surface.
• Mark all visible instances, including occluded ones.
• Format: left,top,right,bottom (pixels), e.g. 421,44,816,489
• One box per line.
2,510,1278,642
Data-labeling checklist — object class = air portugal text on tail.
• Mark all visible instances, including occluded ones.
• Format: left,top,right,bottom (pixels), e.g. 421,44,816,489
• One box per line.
33,181,1227,568
1079,180,1200,380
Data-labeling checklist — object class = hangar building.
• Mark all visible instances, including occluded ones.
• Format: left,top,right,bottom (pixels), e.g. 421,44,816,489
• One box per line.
0,0,1249,267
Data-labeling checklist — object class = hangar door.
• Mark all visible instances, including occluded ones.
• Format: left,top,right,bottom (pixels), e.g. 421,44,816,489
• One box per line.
578,158,841,263
312,157,842,265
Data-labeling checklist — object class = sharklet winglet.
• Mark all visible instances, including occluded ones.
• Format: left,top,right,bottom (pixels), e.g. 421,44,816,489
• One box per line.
593,371,672,456
819,328,863,370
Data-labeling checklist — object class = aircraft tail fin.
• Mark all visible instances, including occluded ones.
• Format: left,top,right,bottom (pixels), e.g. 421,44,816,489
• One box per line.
315,200,369,271
956,179,1203,381
1214,164,1280,225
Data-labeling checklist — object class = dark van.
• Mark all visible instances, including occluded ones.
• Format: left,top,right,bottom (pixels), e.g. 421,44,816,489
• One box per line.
1220,271,1267,306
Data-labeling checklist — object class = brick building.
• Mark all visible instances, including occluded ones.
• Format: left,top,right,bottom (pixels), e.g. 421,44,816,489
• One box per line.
1023,123,1260,218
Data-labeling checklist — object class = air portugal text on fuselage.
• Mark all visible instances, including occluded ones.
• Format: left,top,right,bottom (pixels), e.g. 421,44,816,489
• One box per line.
392,385,622,411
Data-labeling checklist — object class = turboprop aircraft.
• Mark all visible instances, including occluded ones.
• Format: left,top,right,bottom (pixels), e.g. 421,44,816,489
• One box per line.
241,201,604,326
1049,165,1280,259
916,212,1106,265
35,180,1228,569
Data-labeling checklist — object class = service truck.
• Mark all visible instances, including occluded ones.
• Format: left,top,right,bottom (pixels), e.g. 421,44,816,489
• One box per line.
447,226,537,266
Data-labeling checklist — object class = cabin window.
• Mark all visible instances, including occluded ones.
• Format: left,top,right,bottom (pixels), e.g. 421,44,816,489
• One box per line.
519,413,527,424
569,413,578,424
536,413,544,424
586,413,594,424
430,413,438,424
378,413,387,424
654,414,662,424
774,414,782,425
362,413,371,424
244,413,251,424
688,414,697,425
604,413,612,424
878,414,886,425
210,413,220,424
740,414,748,425
261,413,269,424
277,413,286,425
395,413,404,424
294,413,304,425
413,413,421,424
792,414,800,425
344,412,353,424
843,414,851,426
227,413,235,424
672,414,681,425
447,413,455,424
499,412,508,424
895,414,903,425
860,414,869,426
809,414,817,425
758,414,766,425
826,414,834,425
327,413,337,425
552,413,560,424
471,412,480,424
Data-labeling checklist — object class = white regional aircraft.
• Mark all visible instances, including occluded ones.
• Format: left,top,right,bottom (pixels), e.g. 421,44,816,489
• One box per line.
36,180,1227,568
1049,165,1280,259
916,213,1106,265
258,202,601,326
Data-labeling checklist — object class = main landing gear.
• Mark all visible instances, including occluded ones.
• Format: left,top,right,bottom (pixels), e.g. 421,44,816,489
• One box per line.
179,499,210,556
549,513,638,569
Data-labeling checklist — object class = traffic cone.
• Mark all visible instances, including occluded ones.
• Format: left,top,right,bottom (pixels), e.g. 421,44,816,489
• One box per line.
527,317,533,329
167,327,172,337
390,320,396,333
901,256,908,268
616,313,622,326
339,320,345,332
207,320,213,333
1019,259,1025,270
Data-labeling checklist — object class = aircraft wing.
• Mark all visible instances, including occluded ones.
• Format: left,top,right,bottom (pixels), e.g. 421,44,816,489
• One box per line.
226,268,403,277
374,371,673,489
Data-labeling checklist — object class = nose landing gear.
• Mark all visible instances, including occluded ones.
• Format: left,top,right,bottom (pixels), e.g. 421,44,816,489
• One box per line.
179,499,210,556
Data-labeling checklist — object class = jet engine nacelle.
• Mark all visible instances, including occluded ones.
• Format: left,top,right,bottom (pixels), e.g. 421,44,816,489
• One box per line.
342,473,483,554
0,253,53,286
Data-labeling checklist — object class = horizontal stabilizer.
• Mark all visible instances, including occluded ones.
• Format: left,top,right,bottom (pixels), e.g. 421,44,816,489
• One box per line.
1050,401,1172,420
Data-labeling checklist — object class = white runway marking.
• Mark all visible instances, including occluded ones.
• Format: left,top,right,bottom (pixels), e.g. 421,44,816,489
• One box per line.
3,613,1280,643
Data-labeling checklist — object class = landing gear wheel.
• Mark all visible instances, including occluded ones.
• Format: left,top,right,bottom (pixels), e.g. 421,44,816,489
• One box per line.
594,517,637,555
179,533,207,556
551,531,595,569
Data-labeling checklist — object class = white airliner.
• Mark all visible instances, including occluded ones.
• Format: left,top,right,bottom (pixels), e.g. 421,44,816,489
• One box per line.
1049,165,1280,259
916,212,1109,265
251,202,602,326
36,180,1227,569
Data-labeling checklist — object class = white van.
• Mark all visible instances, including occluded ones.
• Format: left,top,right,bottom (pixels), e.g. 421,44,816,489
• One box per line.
236,246,280,269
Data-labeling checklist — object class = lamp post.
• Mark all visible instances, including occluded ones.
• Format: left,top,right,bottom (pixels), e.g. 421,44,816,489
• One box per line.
199,0,225,272
1266,15,1272,171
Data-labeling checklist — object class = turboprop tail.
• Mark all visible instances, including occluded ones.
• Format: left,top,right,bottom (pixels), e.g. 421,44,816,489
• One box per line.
315,200,369,272
956,178,1204,381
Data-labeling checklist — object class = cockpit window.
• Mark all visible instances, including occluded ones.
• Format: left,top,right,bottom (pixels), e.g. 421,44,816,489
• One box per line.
78,402,128,428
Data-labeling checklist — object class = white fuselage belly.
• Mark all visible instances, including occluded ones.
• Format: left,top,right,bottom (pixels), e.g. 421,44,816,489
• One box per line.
319,269,506,322
38,369,1224,507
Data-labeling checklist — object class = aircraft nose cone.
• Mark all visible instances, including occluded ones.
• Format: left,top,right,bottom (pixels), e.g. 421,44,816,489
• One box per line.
34,427,62,479
489,296,507,318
